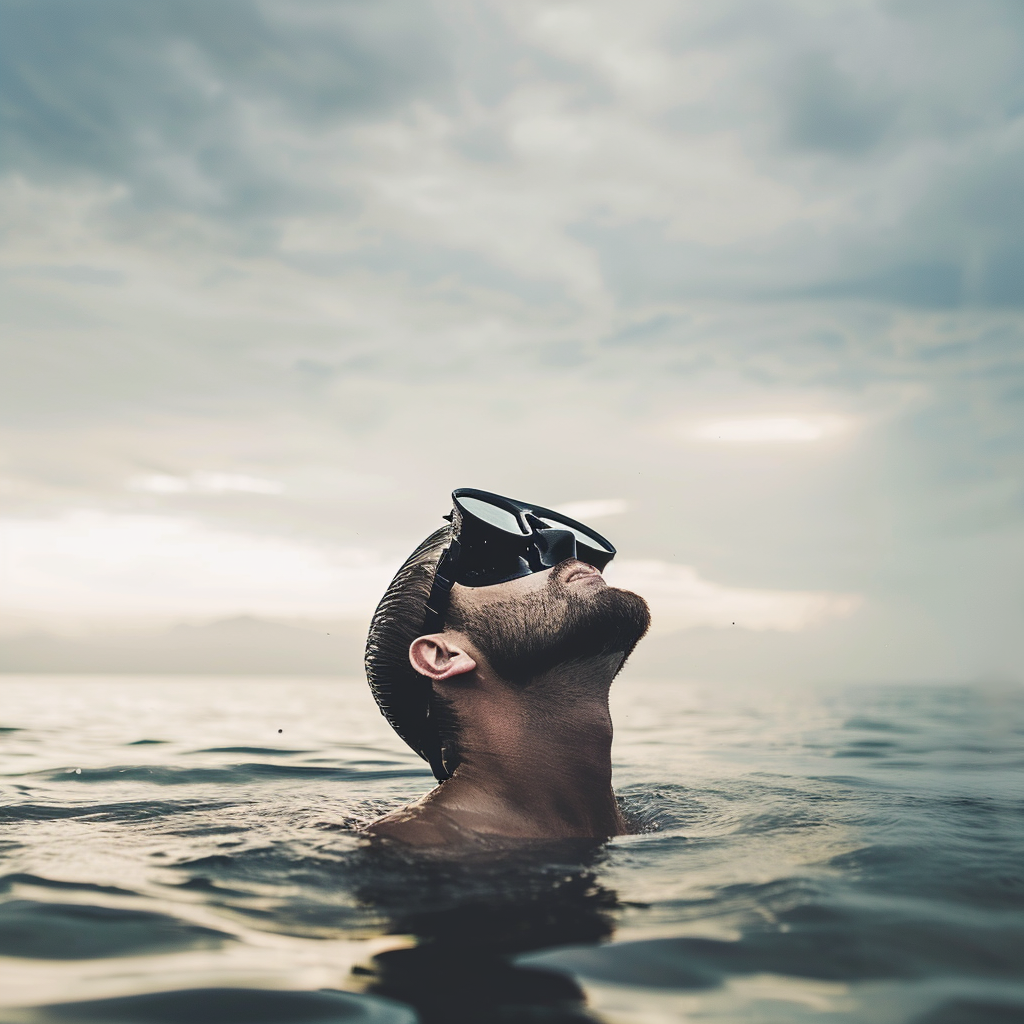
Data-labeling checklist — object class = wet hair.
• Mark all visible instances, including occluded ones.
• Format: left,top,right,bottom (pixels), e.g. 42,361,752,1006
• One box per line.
364,527,460,782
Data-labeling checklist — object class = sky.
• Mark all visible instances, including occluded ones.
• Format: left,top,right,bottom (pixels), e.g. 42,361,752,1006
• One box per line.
1,0,1022,682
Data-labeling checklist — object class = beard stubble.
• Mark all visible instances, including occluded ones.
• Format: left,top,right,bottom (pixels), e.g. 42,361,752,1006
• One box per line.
451,562,652,687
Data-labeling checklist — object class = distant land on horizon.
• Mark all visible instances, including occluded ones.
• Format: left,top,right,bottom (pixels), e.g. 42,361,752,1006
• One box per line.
0,616,368,676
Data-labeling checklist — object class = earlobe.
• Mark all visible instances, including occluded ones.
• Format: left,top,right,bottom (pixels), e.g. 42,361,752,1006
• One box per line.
409,634,477,682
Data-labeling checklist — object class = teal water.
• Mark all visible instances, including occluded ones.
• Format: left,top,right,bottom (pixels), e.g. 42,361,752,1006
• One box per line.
0,676,1021,1023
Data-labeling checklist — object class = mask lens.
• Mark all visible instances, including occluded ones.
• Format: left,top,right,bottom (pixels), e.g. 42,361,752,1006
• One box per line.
536,516,614,552
459,496,528,534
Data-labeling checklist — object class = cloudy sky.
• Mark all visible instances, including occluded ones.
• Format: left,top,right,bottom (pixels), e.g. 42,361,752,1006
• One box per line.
2,0,1022,682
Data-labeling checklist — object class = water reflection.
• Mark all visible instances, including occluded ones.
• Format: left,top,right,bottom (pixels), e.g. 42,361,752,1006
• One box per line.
350,841,618,1023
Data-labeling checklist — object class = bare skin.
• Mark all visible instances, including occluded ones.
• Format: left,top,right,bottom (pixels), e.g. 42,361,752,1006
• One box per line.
366,561,632,846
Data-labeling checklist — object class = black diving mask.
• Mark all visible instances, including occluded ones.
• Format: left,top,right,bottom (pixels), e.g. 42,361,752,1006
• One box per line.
423,487,616,633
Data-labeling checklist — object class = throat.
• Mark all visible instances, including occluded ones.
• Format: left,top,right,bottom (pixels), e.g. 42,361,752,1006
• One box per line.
436,678,625,838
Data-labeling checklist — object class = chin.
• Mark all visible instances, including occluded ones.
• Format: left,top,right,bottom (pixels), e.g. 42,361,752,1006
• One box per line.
564,584,651,661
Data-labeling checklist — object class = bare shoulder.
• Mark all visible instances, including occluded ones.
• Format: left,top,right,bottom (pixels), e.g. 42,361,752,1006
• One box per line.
362,802,465,847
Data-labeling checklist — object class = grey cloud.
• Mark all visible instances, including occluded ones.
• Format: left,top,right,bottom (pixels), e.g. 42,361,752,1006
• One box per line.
569,220,799,306
824,143,1024,309
799,263,964,309
575,144,1024,311
451,122,512,164
0,0,451,217
6,0,1024,310
940,150,1024,307
283,233,570,308
674,3,1024,308
781,53,898,155
7,265,125,287
582,4,1024,310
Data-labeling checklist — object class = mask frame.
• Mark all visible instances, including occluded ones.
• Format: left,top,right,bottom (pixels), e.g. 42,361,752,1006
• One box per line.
422,487,616,633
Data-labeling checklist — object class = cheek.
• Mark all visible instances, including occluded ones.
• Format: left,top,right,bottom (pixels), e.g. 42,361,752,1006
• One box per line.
457,573,552,611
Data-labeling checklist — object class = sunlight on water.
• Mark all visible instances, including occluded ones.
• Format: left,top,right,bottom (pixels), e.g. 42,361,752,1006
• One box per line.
1,675,1022,1023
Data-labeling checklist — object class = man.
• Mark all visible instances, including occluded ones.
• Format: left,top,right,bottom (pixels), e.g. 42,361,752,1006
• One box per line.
363,488,650,846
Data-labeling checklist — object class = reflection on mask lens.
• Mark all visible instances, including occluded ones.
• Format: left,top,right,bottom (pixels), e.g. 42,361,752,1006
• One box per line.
459,497,528,534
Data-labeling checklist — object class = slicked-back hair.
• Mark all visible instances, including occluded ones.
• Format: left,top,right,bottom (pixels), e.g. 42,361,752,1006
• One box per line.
364,526,456,781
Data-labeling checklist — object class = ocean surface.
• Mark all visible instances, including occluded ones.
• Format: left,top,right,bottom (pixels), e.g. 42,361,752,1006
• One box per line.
0,675,1021,1024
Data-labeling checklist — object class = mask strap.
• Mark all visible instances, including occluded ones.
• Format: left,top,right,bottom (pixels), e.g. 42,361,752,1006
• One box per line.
423,538,460,633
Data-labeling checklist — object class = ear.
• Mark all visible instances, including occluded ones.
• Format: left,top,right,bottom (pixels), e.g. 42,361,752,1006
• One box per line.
409,634,477,682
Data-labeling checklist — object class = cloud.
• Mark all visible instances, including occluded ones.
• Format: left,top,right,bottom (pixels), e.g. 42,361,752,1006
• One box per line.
3,0,1024,319
607,560,861,633
0,0,452,219
127,472,284,495
0,511,860,635
688,416,851,444
554,499,628,520
781,53,898,156
0,511,394,620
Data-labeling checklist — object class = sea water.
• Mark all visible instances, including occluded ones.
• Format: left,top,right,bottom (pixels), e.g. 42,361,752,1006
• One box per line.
0,676,1021,1024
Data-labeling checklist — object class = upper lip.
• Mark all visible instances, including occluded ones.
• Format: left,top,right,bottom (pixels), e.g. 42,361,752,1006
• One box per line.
563,562,602,584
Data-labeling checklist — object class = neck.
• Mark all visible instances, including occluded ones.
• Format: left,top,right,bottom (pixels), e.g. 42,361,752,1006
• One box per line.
431,655,627,839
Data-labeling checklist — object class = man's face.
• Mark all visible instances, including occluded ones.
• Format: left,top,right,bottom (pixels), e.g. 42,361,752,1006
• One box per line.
446,559,650,686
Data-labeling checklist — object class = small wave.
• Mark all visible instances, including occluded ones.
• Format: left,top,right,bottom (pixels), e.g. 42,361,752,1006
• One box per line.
616,782,740,836
4,987,416,1024
0,799,234,823
914,996,1024,1023
0,873,137,898
168,876,252,897
844,717,918,733
522,889,1024,988
190,746,313,756
27,763,432,786
827,840,1024,911
0,900,231,960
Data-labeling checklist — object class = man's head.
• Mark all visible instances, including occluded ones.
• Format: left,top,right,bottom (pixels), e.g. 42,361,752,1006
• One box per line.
364,490,650,781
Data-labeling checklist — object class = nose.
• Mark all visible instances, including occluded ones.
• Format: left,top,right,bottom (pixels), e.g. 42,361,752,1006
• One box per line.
530,528,577,568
